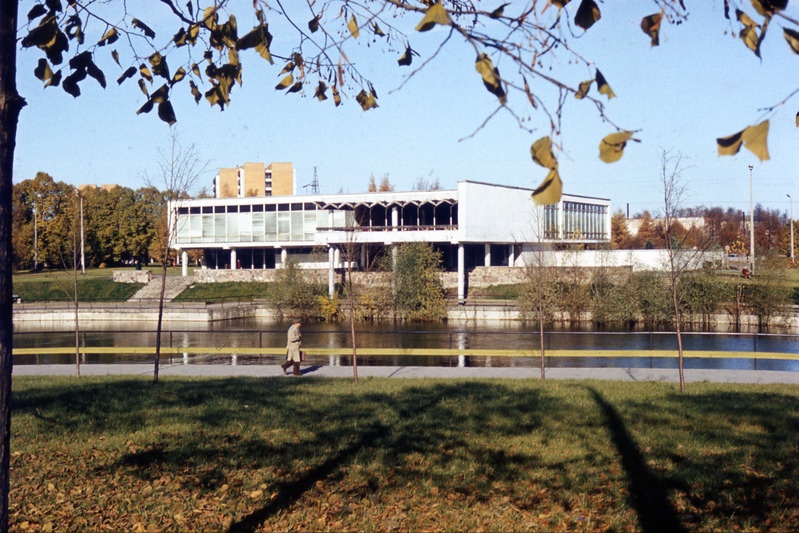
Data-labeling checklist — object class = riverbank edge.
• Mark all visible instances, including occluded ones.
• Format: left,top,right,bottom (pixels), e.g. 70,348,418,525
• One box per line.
11,363,799,384
11,300,799,330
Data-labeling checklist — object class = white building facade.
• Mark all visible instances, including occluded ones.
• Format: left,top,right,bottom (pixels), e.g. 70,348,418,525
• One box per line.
170,180,611,301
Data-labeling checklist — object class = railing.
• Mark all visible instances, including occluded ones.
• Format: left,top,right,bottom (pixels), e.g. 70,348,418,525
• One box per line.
317,225,457,232
12,329,799,364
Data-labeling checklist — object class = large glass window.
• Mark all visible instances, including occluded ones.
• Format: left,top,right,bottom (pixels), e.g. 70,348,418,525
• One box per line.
214,213,226,240
252,212,265,241
202,214,214,243
304,212,317,240
265,212,277,240
227,211,239,240
316,210,330,229
277,212,290,241
290,212,304,241
239,212,253,242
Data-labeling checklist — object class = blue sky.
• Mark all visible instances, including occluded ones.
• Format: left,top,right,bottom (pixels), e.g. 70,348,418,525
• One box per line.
13,1,799,217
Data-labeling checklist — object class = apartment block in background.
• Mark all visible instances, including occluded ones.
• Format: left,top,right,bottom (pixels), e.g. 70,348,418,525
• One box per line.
213,162,295,198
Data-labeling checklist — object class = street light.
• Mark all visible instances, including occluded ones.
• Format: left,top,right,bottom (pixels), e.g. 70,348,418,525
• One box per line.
749,165,754,274
789,193,795,264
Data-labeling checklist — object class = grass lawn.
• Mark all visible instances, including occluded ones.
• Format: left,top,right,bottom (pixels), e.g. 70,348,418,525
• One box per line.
9,377,799,532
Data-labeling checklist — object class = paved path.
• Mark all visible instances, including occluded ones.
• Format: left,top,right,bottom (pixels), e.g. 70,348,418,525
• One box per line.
12,364,799,384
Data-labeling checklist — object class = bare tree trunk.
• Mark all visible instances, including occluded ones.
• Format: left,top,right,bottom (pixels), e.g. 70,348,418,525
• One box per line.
0,1,25,528
153,262,168,383
350,310,358,384
538,302,546,379
672,282,685,394
347,250,358,384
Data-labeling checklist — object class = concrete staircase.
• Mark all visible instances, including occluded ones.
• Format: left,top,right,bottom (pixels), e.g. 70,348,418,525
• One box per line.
128,275,194,303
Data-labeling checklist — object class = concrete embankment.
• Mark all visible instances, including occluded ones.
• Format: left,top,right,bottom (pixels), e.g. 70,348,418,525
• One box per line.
12,300,799,329
12,301,276,324
12,301,523,324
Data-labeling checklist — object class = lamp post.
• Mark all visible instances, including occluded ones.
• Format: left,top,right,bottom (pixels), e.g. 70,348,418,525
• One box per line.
789,193,795,264
33,201,38,271
749,165,754,274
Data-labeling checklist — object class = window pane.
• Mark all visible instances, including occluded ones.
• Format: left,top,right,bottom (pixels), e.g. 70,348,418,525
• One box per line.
277,212,290,240
265,212,277,240
290,212,304,241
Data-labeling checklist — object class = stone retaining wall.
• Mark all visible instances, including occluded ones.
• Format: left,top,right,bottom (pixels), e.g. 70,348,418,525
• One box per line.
113,270,153,283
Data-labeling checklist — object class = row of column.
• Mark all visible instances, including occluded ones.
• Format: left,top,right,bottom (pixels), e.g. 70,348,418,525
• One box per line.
181,242,517,304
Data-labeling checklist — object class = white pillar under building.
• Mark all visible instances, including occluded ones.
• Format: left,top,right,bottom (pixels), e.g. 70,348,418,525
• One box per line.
328,246,335,297
181,250,188,277
457,243,465,303
230,248,237,270
484,244,491,267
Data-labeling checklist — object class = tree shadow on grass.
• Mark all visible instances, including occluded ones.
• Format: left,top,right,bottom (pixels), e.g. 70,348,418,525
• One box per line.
588,387,686,533
229,425,386,532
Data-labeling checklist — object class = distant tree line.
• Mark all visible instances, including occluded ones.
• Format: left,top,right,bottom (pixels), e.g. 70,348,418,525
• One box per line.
12,172,171,270
610,206,795,257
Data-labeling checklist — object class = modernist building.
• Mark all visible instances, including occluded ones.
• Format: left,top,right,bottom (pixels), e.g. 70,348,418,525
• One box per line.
171,167,611,301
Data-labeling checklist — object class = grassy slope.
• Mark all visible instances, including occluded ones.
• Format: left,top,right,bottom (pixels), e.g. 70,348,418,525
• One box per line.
9,377,799,532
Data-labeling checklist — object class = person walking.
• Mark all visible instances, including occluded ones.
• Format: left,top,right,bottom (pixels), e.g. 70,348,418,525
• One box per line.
281,318,303,376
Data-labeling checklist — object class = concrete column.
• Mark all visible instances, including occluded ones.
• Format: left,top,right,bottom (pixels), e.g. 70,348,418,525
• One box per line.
328,246,335,298
280,248,287,266
457,243,465,303
391,207,399,229
508,244,515,268
181,250,188,277
334,248,341,268
230,248,237,270
484,244,491,267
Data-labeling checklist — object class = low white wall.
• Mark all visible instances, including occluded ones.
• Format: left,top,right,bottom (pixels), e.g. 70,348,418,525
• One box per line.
514,249,726,271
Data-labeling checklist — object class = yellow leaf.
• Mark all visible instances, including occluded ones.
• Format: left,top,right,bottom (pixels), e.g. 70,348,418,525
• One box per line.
796,111,799,127
332,84,341,107
203,6,219,30
784,27,799,54
640,11,663,46
530,136,558,169
416,3,451,32
250,489,264,499
532,169,562,205
171,67,185,84
314,81,328,101
596,69,615,99
356,89,378,111
740,119,770,161
98,27,118,46
599,131,634,163
348,14,359,39
736,9,758,29
575,79,592,99
751,0,786,17
717,120,770,161
475,53,506,104
740,26,760,56
275,73,293,90
716,131,744,156
139,64,153,83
